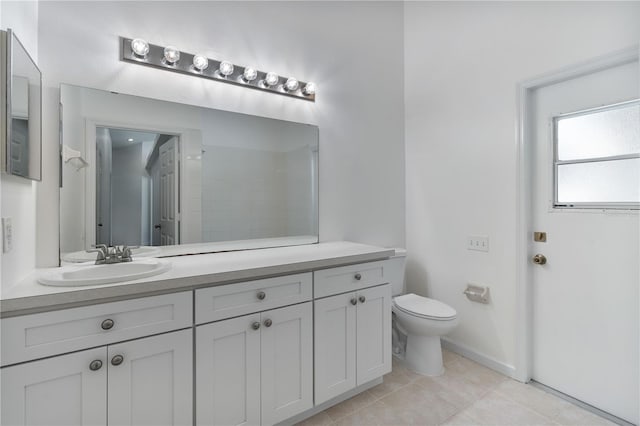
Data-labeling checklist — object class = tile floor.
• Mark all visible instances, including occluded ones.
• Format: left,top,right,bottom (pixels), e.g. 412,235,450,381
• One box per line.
297,350,615,426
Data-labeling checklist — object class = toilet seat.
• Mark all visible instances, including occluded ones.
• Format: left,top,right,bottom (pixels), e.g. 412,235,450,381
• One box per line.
393,293,457,321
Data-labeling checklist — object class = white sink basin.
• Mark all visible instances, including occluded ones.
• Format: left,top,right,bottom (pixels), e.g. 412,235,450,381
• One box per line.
38,259,171,287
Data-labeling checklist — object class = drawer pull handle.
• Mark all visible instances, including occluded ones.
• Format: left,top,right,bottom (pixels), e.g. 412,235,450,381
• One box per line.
354,273,362,281
89,360,103,371
111,354,124,366
101,319,115,330
264,319,273,327
350,298,358,306
359,295,366,303
257,291,266,300
252,321,261,330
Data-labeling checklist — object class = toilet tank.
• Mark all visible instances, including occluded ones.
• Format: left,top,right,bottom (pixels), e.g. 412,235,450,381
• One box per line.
386,248,407,296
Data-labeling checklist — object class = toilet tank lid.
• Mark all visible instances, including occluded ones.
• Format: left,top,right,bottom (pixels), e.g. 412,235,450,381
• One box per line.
392,248,407,257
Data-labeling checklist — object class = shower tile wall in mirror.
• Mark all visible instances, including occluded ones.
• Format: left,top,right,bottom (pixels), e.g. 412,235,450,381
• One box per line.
59,84,318,262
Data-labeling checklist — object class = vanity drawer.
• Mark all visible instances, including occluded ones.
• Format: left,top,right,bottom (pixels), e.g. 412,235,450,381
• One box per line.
0,292,192,366
314,261,390,298
195,273,312,324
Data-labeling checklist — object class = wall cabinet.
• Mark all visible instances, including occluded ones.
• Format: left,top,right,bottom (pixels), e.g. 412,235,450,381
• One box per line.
196,302,313,426
0,329,192,426
314,284,392,405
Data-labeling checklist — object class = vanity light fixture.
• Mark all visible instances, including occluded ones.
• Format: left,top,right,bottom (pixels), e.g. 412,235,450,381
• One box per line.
218,61,234,77
163,46,180,65
284,77,300,92
192,54,209,71
130,38,150,58
242,67,258,83
263,72,279,87
119,37,315,101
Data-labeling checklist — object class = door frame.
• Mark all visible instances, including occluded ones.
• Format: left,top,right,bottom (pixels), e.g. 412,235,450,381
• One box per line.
514,44,639,382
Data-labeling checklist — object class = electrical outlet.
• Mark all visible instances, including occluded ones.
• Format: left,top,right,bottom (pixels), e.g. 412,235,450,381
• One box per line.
2,217,13,253
467,235,489,252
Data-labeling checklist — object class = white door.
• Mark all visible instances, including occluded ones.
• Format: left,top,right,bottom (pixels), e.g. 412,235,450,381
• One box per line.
356,284,392,385
0,348,107,426
261,302,313,425
314,292,357,405
196,314,261,426
159,137,179,245
107,330,192,426
531,58,639,424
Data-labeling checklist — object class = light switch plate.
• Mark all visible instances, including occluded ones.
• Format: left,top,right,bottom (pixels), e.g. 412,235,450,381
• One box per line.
467,235,489,252
2,217,13,253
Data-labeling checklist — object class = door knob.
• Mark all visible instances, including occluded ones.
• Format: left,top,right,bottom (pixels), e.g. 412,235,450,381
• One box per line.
532,254,547,265
354,273,362,281
89,360,103,371
251,321,261,330
264,319,272,327
256,291,266,300
359,295,366,303
350,297,357,306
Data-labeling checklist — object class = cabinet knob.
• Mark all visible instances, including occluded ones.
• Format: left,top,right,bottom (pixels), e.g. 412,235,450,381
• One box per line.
252,321,261,330
359,295,366,303
111,354,124,366
350,298,357,306
89,360,103,371
101,319,114,330
354,273,362,281
264,318,272,327
257,291,266,300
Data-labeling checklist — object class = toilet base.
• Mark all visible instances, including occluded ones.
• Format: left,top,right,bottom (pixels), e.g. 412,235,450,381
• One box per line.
405,334,444,376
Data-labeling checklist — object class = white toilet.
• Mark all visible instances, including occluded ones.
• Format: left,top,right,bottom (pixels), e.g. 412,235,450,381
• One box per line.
387,248,458,376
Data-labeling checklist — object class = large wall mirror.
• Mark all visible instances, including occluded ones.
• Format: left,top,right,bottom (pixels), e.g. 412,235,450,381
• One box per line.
60,84,318,262
1,29,42,181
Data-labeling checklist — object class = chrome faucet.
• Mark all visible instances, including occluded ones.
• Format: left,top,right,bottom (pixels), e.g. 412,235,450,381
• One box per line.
86,245,136,265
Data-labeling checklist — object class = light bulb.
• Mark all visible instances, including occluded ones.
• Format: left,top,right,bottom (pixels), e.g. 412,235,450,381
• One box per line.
284,78,299,92
242,67,258,82
130,38,149,58
192,54,209,71
219,61,234,76
163,46,180,65
264,72,279,87
302,82,316,96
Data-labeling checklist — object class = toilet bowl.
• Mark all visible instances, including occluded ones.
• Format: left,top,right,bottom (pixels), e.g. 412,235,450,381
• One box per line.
387,249,458,376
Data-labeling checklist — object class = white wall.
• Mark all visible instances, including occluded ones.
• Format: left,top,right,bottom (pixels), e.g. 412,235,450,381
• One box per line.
35,1,406,272
0,0,38,290
404,1,640,369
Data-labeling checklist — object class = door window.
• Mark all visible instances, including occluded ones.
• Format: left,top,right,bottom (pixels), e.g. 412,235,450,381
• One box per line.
554,100,640,209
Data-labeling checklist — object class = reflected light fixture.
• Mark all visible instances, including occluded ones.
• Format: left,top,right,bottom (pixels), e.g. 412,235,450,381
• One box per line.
120,37,315,101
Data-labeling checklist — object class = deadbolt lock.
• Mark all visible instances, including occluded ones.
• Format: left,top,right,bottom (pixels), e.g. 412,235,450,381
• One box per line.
532,254,547,265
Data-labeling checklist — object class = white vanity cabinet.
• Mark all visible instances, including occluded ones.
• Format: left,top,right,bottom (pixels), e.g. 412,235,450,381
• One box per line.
0,292,193,426
195,274,313,426
313,262,392,405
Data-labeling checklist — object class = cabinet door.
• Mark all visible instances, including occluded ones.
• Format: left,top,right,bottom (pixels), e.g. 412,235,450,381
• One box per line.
261,302,313,425
356,284,392,384
196,314,261,426
314,292,357,405
0,347,107,426
107,329,192,426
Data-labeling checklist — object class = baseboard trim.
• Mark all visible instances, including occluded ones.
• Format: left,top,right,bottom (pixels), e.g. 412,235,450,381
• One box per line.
441,338,517,379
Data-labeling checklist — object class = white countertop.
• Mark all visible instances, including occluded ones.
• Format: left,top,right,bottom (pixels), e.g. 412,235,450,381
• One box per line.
1,241,394,317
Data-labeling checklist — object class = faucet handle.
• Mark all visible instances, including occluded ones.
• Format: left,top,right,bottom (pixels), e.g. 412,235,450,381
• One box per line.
87,244,108,263
121,246,135,262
